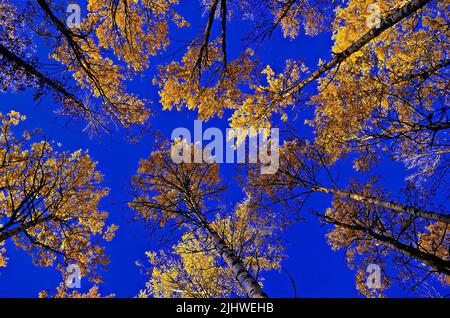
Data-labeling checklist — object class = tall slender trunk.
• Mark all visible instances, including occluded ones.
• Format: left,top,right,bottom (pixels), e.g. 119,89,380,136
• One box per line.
0,215,54,243
283,0,432,97
322,215,450,275
309,186,450,224
197,214,268,298
0,43,83,108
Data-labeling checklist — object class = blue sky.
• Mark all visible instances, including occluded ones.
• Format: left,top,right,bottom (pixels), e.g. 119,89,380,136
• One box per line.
0,1,444,298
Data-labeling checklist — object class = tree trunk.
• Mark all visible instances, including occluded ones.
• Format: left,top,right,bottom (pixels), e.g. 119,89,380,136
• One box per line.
310,186,450,224
0,43,83,108
197,214,268,298
283,0,432,97
322,215,450,275
207,225,268,298
0,215,54,243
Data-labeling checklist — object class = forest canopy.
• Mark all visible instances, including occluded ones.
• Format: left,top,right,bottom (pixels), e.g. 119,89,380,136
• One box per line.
0,0,448,299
